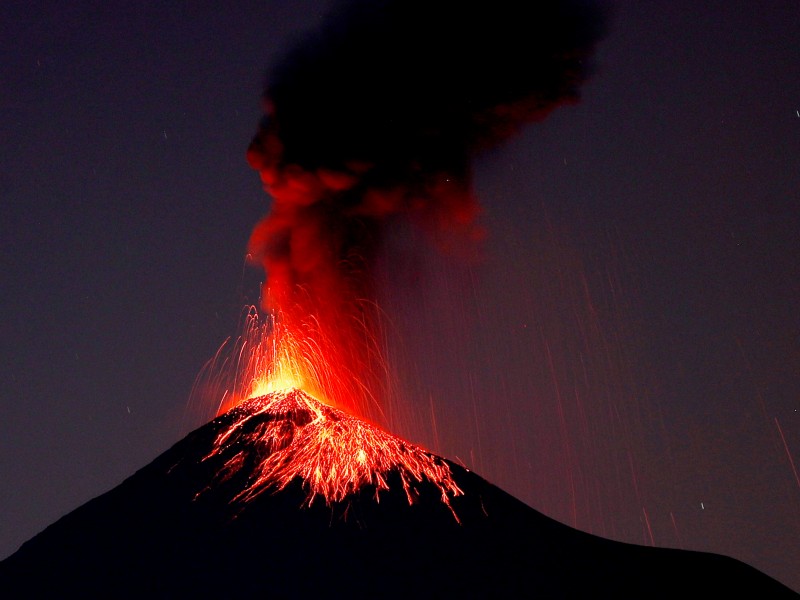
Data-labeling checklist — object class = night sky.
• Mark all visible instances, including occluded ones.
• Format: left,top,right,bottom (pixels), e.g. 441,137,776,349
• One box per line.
2,0,799,592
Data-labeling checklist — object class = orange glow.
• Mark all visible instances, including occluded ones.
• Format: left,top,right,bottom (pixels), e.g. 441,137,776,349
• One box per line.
204,388,463,516
201,305,387,422
190,305,466,512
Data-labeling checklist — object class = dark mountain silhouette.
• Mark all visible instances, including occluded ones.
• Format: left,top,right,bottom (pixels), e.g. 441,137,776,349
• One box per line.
1,389,795,598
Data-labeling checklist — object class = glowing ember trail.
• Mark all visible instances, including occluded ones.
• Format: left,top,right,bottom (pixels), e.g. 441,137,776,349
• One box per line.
202,388,463,517
203,306,385,420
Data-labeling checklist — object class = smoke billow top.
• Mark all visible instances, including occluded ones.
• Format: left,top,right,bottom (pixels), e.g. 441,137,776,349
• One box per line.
245,0,606,417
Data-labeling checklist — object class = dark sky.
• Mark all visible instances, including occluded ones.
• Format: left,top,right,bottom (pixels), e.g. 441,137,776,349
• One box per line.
2,0,799,592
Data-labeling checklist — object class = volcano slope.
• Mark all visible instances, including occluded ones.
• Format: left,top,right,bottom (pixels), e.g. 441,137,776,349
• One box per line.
1,389,795,598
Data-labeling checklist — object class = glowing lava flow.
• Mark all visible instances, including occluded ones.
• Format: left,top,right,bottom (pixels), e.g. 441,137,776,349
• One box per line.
203,388,463,517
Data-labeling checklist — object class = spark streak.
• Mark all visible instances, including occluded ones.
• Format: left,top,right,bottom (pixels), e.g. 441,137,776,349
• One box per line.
775,417,800,492
203,388,463,516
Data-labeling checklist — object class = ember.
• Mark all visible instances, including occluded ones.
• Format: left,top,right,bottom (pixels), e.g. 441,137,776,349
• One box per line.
203,388,463,516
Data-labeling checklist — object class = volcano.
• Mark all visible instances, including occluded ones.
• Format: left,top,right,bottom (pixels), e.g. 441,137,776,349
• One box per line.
1,389,795,598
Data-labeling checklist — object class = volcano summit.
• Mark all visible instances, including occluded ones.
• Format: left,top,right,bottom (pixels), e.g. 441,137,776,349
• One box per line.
0,389,795,598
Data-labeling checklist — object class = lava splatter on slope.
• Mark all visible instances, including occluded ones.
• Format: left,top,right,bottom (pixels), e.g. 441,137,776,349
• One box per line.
200,388,462,515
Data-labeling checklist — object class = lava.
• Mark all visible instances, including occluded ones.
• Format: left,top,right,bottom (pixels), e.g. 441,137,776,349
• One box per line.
202,388,463,516
191,306,387,423
193,308,460,514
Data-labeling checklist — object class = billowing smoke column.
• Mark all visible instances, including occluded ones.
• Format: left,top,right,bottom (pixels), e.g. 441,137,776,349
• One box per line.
245,0,606,419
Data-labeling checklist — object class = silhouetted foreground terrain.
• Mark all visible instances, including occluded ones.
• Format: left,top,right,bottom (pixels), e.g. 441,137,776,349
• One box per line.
2,390,795,598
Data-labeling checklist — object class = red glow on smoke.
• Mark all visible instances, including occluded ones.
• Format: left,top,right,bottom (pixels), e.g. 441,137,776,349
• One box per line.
195,137,484,507
243,123,483,422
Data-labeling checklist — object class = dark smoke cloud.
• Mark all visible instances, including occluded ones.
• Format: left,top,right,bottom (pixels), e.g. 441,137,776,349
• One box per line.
254,0,606,170
245,0,607,415
248,0,606,299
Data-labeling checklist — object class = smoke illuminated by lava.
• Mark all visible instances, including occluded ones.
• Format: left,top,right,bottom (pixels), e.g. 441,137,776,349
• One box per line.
241,0,606,420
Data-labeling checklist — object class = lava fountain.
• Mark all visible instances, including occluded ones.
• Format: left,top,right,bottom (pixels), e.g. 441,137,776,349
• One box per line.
239,0,607,415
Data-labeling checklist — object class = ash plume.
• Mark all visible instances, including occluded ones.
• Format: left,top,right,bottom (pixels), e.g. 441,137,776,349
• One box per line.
245,0,607,417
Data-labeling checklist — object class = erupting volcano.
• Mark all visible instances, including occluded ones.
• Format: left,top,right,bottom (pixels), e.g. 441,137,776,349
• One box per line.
182,0,611,535
3,0,797,597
